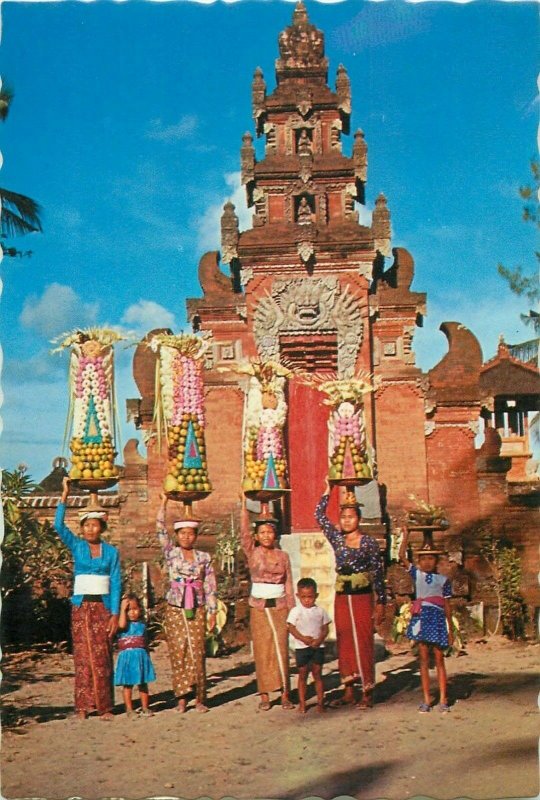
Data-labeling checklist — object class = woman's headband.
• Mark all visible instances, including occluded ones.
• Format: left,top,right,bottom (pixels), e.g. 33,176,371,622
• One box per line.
79,510,107,523
173,519,199,531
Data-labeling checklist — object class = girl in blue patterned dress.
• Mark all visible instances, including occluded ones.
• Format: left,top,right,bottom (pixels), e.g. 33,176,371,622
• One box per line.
399,530,453,713
114,595,156,717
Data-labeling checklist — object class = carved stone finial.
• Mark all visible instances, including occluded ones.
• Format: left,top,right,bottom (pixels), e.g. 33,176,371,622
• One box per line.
240,131,255,186
293,1,308,25
276,1,328,82
372,192,391,257
336,64,351,115
221,201,239,265
497,335,511,359
353,129,368,183
252,67,266,119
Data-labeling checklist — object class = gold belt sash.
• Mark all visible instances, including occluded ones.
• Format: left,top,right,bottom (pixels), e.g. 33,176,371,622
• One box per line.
335,572,371,594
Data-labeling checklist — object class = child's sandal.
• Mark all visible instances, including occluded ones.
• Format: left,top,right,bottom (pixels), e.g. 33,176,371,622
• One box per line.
438,703,450,713
418,702,431,713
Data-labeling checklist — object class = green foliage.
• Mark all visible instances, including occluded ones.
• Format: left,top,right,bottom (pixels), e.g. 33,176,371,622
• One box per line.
480,536,527,639
1,466,72,643
497,159,540,334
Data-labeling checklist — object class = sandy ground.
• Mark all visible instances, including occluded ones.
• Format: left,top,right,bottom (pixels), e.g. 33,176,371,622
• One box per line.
1,636,538,800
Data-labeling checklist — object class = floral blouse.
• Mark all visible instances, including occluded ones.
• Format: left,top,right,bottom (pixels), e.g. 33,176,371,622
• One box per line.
315,494,386,605
157,509,218,614
240,519,294,611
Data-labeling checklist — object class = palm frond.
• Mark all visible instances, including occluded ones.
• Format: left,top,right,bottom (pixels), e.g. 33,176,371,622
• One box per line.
0,187,43,237
0,84,14,121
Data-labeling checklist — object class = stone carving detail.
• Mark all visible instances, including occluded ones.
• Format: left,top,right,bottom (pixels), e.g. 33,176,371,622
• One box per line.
253,187,266,226
372,193,391,257
298,152,313,184
297,239,314,263
252,67,266,122
253,277,364,377
240,267,253,287
240,131,255,186
402,325,416,365
336,64,351,115
264,122,277,153
353,130,368,183
297,130,312,157
220,202,239,265
331,120,342,151
297,196,313,225
277,2,327,73
424,420,436,437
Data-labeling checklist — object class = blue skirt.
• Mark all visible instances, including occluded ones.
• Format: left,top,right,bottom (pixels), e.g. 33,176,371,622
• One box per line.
406,605,449,648
114,648,156,686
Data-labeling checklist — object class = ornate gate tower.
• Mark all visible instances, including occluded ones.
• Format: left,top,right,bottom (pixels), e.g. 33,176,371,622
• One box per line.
184,1,428,531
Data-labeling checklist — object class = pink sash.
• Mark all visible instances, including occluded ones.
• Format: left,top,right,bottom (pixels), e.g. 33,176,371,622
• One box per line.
411,596,445,615
172,577,203,610
117,635,145,651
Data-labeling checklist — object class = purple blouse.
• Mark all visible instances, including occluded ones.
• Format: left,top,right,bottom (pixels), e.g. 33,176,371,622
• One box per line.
157,509,218,614
315,494,386,605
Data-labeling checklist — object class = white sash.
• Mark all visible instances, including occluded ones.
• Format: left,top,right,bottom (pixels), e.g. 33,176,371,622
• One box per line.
73,574,110,595
251,582,285,600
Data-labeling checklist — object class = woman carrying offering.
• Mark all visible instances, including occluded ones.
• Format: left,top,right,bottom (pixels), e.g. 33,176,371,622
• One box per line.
240,497,295,711
315,479,386,709
55,477,121,720
157,494,217,713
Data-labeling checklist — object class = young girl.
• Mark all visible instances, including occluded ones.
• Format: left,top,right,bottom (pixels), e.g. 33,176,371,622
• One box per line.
399,529,453,713
114,594,157,717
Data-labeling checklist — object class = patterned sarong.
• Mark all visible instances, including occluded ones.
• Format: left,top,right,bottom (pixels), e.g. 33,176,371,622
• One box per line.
334,593,375,691
164,604,207,701
71,601,114,714
250,606,290,694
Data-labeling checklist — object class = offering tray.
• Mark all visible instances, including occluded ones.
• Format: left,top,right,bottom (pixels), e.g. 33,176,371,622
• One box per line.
329,477,372,488
70,478,119,493
244,488,291,503
407,522,449,532
166,490,211,504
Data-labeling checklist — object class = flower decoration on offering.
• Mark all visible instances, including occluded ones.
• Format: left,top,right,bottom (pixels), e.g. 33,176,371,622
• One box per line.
239,360,292,500
52,328,125,488
316,371,377,485
406,495,449,529
149,332,212,500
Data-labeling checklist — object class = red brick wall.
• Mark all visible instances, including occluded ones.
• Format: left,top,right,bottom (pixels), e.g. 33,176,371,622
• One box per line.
426,426,480,527
374,382,428,510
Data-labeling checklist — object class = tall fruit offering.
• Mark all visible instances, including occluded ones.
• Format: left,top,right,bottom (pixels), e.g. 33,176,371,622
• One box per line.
241,360,291,501
150,333,212,502
318,373,376,486
53,328,124,490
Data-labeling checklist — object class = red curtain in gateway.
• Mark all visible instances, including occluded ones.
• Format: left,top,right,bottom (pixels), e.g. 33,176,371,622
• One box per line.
287,378,338,532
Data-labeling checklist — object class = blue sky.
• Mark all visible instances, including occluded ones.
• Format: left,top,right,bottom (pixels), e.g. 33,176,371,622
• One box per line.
0,0,538,481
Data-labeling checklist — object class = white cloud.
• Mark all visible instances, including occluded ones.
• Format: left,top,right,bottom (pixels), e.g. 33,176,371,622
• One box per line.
197,171,251,253
145,115,199,142
120,300,176,334
19,283,99,339
4,350,64,384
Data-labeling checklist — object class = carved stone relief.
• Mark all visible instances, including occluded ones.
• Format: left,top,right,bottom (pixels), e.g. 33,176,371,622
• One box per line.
253,277,364,377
